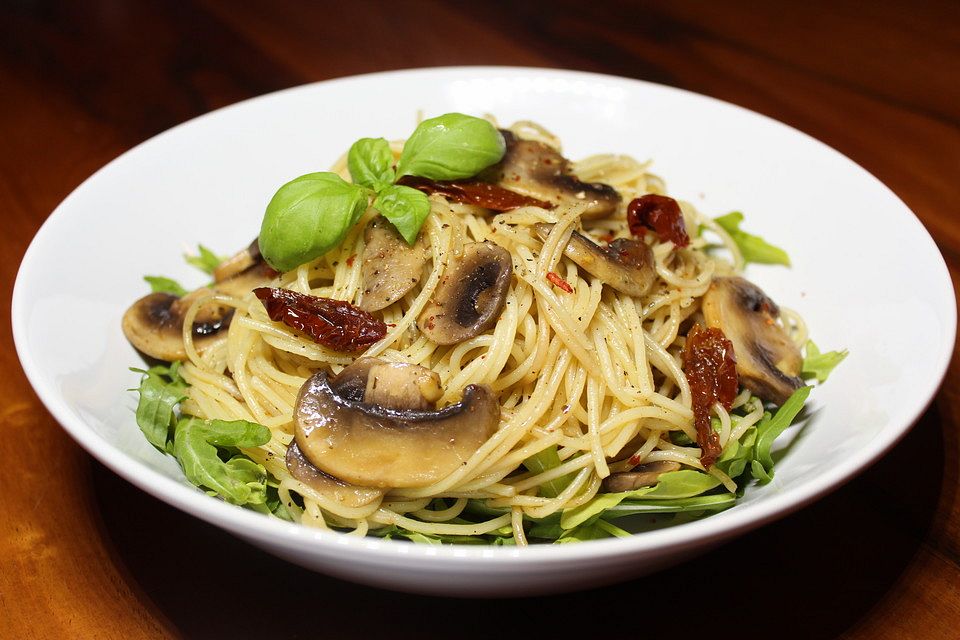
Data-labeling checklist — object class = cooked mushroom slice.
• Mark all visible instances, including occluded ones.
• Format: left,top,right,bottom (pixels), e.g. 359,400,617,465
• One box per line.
417,241,512,345
364,361,443,411
535,223,655,297
294,370,499,488
122,243,275,361
212,239,260,282
702,277,803,405
602,461,681,492
285,441,382,508
482,130,621,219
122,290,232,362
359,217,429,312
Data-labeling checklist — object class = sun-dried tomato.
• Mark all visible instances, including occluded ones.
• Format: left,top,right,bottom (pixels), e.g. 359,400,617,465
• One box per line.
254,287,386,352
682,324,738,468
546,271,573,293
627,194,690,247
397,175,554,212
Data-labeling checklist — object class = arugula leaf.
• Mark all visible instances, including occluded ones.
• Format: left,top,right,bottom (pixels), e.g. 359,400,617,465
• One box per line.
714,211,790,266
131,363,188,450
751,386,812,484
259,172,369,272
172,418,272,505
370,525,495,545
184,244,224,275
348,137,396,191
603,493,737,518
374,184,431,245
143,275,189,297
560,470,722,530
715,426,758,479
396,113,505,180
555,523,614,543
802,340,848,383
522,445,573,498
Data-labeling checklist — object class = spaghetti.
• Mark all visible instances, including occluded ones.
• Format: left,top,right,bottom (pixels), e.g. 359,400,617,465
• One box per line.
128,119,814,544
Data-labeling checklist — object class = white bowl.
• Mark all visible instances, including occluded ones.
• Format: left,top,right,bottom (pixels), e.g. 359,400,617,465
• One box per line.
13,67,955,596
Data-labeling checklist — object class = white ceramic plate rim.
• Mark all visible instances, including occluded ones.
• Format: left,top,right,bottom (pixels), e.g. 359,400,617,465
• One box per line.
13,66,956,565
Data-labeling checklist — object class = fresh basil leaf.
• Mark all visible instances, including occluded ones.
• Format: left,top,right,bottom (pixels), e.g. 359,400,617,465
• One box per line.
714,211,790,266
802,340,848,383
374,184,431,244
259,172,369,272
395,113,505,180
130,363,188,450
184,244,224,275
172,418,271,505
522,445,572,498
348,137,395,191
752,385,811,484
143,275,189,297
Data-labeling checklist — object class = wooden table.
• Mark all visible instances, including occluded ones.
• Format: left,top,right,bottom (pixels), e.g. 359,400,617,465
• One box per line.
3,1,958,637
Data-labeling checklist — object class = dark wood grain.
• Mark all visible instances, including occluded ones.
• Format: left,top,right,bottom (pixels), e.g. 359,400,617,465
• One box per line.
2,1,958,638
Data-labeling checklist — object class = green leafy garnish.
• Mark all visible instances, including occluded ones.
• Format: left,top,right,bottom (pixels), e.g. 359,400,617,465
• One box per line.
374,184,432,245
348,137,396,191
560,470,722,529
714,425,757,479
802,340,848,383
173,418,271,506
751,385,811,484
395,113,505,180
184,244,224,275
130,363,189,450
258,172,369,272
258,113,505,271
130,364,282,513
714,211,790,266
522,445,572,498
143,275,189,297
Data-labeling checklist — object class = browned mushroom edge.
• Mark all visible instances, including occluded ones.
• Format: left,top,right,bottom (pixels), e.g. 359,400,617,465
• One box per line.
285,441,383,508
294,366,499,489
359,216,429,312
122,242,275,361
480,130,621,219
417,241,513,345
702,276,804,405
602,461,682,493
535,223,656,297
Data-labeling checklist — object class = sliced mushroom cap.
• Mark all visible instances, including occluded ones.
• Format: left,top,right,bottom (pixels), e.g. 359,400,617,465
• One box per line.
285,441,382,508
122,242,275,361
702,277,803,405
535,223,656,297
122,290,232,362
213,238,261,282
482,130,621,219
602,461,681,492
364,361,443,410
359,216,429,312
417,241,512,345
294,367,499,488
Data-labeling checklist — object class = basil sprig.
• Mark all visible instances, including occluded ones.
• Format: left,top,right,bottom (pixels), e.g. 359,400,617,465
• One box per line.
258,113,505,272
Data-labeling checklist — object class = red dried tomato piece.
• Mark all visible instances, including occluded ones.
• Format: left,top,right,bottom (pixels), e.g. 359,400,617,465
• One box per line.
397,175,554,212
254,287,386,353
682,324,738,468
627,194,690,247
546,271,573,293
